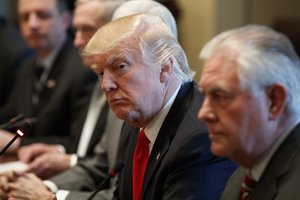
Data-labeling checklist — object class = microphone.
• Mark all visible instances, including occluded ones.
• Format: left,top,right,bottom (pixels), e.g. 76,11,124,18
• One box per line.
0,114,24,131
86,160,125,200
0,121,31,156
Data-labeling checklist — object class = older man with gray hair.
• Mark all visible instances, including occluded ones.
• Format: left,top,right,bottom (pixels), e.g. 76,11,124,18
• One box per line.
2,1,222,200
198,24,300,200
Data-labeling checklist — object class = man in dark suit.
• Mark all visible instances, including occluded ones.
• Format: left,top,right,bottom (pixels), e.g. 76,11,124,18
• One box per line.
1,2,236,200
83,13,236,200
0,0,96,154
198,24,300,200
14,0,124,180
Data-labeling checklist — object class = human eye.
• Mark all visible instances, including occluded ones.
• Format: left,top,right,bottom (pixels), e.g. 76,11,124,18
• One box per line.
211,90,234,106
37,11,53,20
19,13,29,22
94,69,104,78
91,64,104,77
81,26,96,34
112,61,130,74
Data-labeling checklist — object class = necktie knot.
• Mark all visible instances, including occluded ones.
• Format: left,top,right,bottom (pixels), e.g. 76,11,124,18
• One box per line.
137,129,150,147
239,175,257,200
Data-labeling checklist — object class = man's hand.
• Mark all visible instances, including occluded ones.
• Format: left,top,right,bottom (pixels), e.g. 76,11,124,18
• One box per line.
18,143,63,163
26,153,71,179
0,171,20,200
7,173,55,200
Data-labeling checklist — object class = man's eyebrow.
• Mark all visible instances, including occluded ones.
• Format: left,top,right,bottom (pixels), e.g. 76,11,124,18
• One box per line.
106,55,116,65
107,54,125,65
204,85,230,94
107,51,134,66
90,63,98,70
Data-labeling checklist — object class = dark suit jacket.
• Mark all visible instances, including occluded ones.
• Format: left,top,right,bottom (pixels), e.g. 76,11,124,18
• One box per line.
50,109,124,200
0,17,32,108
0,39,97,152
114,82,237,200
70,86,110,156
220,123,300,200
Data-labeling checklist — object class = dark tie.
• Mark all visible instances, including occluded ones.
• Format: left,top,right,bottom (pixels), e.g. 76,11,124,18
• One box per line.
32,64,45,106
239,175,257,200
133,129,150,200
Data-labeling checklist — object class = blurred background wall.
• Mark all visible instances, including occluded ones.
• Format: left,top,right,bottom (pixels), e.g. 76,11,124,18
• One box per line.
1,0,300,80
177,0,300,80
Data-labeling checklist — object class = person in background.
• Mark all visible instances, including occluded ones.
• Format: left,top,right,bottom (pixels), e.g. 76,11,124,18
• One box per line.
0,0,235,200
198,24,300,200
16,0,125,180
0,16,32,109
0,0,96,155
0,1,202,200
84,13,236,200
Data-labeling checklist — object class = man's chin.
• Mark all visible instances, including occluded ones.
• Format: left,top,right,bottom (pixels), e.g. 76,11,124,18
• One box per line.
210,143,229,157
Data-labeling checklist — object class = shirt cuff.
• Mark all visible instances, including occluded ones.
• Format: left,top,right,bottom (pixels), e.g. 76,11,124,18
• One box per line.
70,154,78,167
56,190,70,200
43,180,58,193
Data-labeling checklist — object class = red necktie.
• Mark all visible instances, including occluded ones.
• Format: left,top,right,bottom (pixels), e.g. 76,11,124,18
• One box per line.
133,129,150,200
239,175,257,200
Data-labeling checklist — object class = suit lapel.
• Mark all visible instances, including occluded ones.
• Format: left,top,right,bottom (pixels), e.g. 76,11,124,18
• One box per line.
38,40,71,106
142,127,170,197
220,167,245,200
120,125,139,200
141,82,194,198
251,123,300,200
87,102,109,155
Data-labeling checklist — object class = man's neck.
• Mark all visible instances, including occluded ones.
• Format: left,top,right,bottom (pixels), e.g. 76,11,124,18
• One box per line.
38,35,66,60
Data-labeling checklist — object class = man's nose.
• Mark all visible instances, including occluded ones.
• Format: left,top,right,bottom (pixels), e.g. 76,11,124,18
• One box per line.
198,98,215,122
28,13,40,28
74,31,85,49
101,72,117,93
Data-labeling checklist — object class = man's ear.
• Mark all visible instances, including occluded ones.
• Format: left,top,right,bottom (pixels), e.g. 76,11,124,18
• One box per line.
160,57,173,82
267,84,286,119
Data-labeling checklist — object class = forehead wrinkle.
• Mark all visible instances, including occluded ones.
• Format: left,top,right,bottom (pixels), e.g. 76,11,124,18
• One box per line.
106,50,134,66
200,71,233,94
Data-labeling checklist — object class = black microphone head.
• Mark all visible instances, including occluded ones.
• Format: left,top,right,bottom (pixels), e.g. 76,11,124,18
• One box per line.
0,114,25,130
16,121,31,137
9,114,25,125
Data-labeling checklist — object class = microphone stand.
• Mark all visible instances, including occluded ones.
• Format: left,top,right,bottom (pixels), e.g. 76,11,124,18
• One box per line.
86,160,125,200
0,121,31,156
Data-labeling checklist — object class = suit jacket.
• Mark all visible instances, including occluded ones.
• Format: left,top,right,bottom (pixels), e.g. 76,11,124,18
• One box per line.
70,85,109,156
221,123,300,200
0,17,32,108
0,39,97,152
114,82,237,200
50,109,124,200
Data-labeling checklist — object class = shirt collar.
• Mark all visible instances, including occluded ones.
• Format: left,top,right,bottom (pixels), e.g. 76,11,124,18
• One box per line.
37,39,65,70
143,84,181,153
249,118,300,181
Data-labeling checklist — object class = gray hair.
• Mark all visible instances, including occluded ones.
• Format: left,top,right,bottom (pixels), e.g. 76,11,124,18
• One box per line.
75,0,126,21
84,13,194,83
200,24,300,117
112,0,178,39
